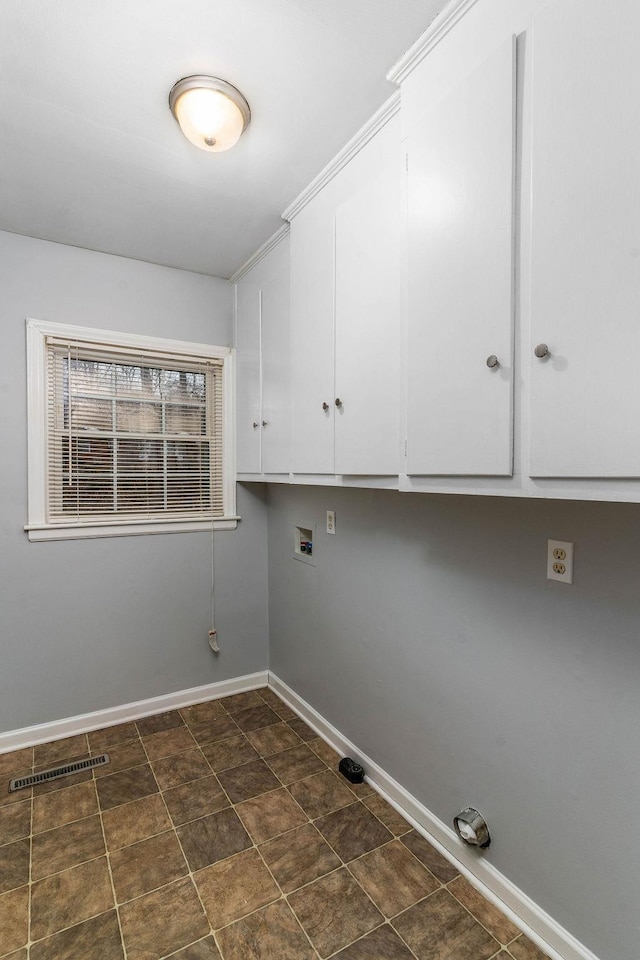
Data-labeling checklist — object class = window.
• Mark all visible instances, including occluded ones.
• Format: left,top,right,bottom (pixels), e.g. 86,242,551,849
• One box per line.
26,319,236,541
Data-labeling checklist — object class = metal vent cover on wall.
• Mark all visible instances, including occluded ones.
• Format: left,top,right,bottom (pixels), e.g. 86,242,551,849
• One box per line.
8,753,110,792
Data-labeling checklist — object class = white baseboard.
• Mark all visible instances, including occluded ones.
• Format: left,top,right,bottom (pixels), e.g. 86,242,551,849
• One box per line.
268,672,601,960
0,671,269,754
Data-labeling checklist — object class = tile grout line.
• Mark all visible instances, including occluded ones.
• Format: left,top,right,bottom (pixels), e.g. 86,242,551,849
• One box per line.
103,694,418,956
6,698,323,958
87,727,142,960
157,935,216,960
94,752,131,960
11,697,288,950
327,826,496,960
6,691,544,960
192,703,315,957
144,704,272,957
268,707,550,960
324,918,423,960
28,734,96,955
139,718,223,959
178,690,305,958
30,729,137,958
310,808,426,960
207,696,411,959
252,713,453,960
328,824,513,959
445,875,522,951
226,687,323,959
388,831,521,953
26,839,134,948
27,745,34,960
179,687,328,956
15,700,371,946
246,820,323,960
29,788,112,837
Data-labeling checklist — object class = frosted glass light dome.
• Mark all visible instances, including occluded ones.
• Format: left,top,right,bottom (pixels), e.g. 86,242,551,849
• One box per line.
169,76,251,153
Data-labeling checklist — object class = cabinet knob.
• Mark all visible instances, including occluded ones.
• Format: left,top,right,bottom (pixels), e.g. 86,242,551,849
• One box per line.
252,421,259,428
534,343,550,359
262,420,268,427
486,354,499,369
322,402,329,411
335,398,343,408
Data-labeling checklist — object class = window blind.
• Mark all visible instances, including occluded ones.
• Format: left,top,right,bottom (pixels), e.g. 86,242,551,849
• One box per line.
45,339,224,523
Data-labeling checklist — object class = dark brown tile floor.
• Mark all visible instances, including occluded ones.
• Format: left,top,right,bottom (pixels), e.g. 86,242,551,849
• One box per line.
0,687,554,960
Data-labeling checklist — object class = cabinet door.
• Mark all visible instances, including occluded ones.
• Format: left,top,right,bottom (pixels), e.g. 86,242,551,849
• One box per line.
406,38,515,476
290,204,335,473
261,256,291,474
235,282,261,474
529,0,640,477
334,163,400,475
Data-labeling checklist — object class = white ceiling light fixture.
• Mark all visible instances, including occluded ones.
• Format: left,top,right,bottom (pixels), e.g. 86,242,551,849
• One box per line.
169,75,251,152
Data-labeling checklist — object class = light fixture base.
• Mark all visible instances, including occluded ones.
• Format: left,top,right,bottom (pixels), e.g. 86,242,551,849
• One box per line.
168,75,251,152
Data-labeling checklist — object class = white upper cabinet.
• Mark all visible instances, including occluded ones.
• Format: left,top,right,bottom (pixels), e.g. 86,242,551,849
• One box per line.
290,200,336,474
290,111,401,475
237,0,640,501
235,281,261,474
235,234,290,475
405,36,516,476
260,250,291,474
334,151,400,475
529,0,640,477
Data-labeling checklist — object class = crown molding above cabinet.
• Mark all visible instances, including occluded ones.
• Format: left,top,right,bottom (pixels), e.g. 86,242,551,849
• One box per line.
387,0,482,84
281,92,401,223
229,223,290,285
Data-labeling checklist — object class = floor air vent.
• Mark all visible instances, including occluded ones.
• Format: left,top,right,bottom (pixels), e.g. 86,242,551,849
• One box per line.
8,753,110,792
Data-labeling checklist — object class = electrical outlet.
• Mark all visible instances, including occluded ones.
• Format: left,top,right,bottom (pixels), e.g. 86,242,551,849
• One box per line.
547,540,574,584
326,510,336,534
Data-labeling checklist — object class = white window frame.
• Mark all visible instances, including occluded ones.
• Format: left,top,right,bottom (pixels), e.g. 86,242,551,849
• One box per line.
25,318,237,541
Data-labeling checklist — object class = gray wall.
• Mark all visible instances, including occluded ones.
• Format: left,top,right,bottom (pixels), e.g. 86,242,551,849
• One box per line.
0,231,269,731
267,483,639,960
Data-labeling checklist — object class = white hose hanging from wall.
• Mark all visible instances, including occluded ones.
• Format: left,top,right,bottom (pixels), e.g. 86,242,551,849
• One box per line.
208,508,219,653
207,353,220,654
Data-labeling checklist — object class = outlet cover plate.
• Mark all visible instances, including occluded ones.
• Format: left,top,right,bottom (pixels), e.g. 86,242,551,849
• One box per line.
547,539,574,584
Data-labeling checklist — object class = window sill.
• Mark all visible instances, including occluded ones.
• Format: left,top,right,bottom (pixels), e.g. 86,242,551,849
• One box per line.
25,517,239,542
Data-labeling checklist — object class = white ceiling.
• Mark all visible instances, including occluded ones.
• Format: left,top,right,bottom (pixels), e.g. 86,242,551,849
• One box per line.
0,0,447,278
